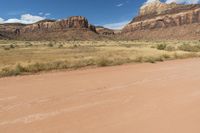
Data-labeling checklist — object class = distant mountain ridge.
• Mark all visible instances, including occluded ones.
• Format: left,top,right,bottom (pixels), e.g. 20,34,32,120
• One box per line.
0,16,115,40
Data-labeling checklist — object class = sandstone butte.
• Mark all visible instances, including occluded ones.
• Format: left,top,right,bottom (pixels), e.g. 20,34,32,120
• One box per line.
122,0,200,40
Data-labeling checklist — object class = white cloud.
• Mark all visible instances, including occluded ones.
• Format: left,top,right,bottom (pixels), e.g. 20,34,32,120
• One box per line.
39,12,43,15
116,3,124,7
45,13,51,16
20,14,45,23
144,0,160,5
5,18,23,23
0,14,45,24
0,18,4,23
103,20,130,29
166,0,200,4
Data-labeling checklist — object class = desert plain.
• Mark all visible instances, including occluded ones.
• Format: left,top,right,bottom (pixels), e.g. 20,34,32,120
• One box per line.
1,40,200,133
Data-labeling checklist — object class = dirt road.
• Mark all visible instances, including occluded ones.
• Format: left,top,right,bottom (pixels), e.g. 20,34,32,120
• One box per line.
1,58,200,133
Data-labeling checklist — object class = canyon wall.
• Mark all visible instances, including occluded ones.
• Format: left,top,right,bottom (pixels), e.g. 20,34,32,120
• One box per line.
122,1,200,40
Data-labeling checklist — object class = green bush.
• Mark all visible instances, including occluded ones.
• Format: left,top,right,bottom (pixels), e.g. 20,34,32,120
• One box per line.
157,44,167,50
10,44,15,49
96,57,112,67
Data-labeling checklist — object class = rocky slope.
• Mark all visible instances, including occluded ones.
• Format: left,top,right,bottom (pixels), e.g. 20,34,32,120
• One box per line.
96,26,115,35
122,1,200,40
139,0,178,16
0,16,100,40
0,23,25,39
21,16,96,33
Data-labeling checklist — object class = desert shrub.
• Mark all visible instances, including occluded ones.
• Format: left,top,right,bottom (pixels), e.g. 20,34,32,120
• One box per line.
157,44,167,50
155,56,164,62
96,57,112,67
74,44,78,48
122,44,135,48
0,64,24,77
134,56,143,63
25,42,33,47
58,44,63,48
178,44,200,52
15,64,25,72
178,53,199,59
173,52,179,59
4,47,10,50
22,62,62,73
162,54,171,59
142,55,172,63
3,44,16,50
172,52,198,59
71,46,97,53
165,46,176,51
71,44,80,48
24,62,47,72
10,44,16,49
144,57,156,63
0,68,15,77
47,42,54,47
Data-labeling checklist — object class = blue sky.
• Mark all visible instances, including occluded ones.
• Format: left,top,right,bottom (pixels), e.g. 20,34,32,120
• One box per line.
0,0,199,29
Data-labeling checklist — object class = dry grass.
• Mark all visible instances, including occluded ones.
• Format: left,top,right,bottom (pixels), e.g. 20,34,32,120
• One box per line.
0,40,199,77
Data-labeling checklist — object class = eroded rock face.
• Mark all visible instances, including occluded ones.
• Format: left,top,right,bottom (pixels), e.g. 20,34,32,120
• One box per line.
0,16,97,40
21,16,96,33
0,23,25,39
139,0,178,16
122,3,200,35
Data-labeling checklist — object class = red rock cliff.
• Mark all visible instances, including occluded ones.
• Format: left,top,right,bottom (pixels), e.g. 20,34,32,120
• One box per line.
122,2,200,32
21,16,96,33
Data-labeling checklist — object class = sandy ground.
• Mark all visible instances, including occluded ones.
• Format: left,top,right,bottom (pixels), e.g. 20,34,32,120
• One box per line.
1,58,200,133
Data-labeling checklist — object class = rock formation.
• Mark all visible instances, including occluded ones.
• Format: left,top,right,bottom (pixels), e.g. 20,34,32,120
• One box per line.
21,16,96,33
122,1,200,40
0,23,25,39
0,16,98,40
96,26,115,35
139,0,178,16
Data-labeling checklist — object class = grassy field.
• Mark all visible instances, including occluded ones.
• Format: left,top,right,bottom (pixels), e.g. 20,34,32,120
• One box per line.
0,40,200,77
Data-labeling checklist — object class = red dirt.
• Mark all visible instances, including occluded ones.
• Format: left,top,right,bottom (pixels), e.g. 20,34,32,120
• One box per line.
1,58,200,133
